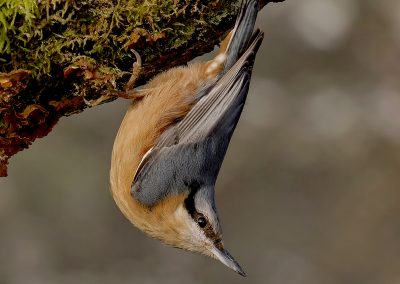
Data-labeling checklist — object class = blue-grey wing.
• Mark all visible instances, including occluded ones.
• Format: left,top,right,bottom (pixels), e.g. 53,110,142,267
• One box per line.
132,31,263,207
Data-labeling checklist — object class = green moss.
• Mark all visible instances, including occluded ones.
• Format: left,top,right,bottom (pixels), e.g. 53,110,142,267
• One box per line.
0,0,38,53
0,0,239,79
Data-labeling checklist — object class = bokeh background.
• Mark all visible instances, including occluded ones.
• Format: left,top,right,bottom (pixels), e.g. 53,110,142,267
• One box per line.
1,0,400,283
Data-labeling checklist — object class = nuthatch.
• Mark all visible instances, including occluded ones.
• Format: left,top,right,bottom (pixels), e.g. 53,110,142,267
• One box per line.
110,0,263,276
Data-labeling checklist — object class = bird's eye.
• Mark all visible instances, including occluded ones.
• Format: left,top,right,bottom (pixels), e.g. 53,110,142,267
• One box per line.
197,216,207,228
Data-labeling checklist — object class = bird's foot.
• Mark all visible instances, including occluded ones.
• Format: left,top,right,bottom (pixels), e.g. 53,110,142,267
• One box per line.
109,49,144,100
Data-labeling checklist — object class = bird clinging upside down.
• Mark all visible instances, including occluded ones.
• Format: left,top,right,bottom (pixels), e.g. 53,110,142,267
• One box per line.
110,0,263,276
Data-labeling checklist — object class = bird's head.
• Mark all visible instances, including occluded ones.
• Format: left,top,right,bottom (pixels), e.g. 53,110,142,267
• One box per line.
146,182,246,276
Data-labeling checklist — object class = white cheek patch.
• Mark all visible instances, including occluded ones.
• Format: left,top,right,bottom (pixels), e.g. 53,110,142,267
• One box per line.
206,54,227,75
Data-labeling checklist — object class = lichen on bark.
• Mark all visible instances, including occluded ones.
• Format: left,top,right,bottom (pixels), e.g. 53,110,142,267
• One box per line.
0,0,284,176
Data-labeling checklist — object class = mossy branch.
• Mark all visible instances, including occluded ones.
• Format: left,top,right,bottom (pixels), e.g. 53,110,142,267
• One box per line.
0,0,284,177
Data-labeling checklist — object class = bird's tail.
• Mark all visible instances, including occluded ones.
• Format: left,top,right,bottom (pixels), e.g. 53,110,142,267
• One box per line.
223,0,260,72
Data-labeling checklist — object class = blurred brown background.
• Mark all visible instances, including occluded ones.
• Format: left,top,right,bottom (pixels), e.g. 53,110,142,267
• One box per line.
1,0,400,283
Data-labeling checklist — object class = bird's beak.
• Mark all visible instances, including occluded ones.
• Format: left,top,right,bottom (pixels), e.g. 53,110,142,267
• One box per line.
211,246,246,277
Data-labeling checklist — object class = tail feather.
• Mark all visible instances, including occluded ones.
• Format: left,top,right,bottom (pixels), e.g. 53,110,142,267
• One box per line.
224,0,260,72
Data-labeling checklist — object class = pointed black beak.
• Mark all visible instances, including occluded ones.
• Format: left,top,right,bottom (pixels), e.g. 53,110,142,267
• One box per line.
211,247,246,277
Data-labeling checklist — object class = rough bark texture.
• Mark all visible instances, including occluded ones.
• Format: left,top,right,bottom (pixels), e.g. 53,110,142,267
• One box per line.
0,0,284,176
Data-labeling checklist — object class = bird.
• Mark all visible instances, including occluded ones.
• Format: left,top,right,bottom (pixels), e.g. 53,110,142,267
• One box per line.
110,0,263,277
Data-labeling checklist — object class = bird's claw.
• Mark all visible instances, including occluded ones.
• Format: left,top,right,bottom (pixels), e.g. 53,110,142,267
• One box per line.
108,49,143,100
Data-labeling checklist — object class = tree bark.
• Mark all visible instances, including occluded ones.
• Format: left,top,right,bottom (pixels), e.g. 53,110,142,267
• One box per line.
0,0,284,176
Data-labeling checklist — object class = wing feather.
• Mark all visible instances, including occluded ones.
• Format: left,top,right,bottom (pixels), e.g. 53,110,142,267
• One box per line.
132,31,264,206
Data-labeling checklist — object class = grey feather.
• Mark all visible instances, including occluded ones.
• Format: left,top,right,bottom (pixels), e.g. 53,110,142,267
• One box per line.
224,0,259,72
131,2,263,207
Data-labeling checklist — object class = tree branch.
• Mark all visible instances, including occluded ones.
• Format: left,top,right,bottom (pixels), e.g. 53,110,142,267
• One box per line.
0,0,284,176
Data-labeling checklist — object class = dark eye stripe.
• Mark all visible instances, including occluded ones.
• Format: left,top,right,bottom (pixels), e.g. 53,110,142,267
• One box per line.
214,238,224,250
183,180,201,217
183,181,221,245
192,211,221,244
